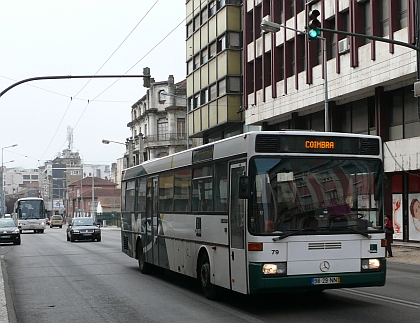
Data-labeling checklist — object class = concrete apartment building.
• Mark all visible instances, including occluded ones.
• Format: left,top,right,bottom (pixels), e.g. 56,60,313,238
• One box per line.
181,0,419,242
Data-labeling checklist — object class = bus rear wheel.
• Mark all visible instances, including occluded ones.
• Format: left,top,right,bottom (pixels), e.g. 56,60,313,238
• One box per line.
199,254,218,300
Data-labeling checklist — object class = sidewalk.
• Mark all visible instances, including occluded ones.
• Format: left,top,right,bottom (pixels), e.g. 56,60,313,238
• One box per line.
387,241,420,265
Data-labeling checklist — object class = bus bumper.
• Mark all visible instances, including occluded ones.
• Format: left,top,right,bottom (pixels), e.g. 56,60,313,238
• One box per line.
248,258,387,294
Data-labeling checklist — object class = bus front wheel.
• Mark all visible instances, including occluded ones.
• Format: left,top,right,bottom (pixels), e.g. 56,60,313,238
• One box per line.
137,241,152,274
198,254,218,300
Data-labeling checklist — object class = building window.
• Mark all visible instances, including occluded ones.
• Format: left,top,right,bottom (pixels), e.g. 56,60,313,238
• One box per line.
177,118,186,139
187,60,193,75
202,89,209,103
194,54,200,69
210,83,217,100
218,35,226,52
209,42,217,59
209,1,217,17
390,86,420,139
227,77,241,93
398,0,408,29
159,90,167,102
158,118,168,141
201,7,208,24
187,21,194,37
362,1,371,45
194,14,201,30
380,0,389,37
201,49,208,64
194,94,200,109
218,79,226,96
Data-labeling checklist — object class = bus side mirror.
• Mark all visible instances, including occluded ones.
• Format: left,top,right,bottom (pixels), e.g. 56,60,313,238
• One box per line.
239,176,251,199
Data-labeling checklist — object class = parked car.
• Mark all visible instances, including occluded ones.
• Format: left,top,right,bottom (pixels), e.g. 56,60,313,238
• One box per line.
66,217,101,242
4,214,11,218
50,215,63,228
0,218,21,245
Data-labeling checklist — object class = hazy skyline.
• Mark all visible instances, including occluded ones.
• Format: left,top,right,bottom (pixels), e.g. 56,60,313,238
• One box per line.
0,0,186,169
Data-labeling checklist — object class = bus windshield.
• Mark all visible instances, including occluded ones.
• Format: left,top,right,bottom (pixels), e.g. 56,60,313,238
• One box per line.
248,157,384,235
17,200,45,220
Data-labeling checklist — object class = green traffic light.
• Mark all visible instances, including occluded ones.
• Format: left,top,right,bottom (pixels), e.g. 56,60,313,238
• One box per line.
308,29,319,39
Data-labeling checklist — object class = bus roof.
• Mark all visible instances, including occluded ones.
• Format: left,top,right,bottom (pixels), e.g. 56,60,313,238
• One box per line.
122,130,382,181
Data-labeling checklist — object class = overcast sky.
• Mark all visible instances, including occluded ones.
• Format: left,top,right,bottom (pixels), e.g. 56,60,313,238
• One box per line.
0,0,186,169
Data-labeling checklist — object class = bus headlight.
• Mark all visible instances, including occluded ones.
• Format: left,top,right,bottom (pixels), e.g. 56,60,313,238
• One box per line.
262,263,287,276
361,258,381,271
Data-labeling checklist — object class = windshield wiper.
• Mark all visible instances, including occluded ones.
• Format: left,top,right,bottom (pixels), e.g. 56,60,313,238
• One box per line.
273,228,318,241
335,225,373,239
273,225,374,241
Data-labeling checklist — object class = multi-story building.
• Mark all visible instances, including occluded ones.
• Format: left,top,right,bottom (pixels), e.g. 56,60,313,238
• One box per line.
128,75,189,161
3,167,40,196
242,0,419,242
186,0,244,143
67,177,120,218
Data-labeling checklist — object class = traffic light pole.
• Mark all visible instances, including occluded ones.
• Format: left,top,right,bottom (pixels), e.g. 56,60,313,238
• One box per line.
320,37,329,132
0,72,151,98
318,27,420,52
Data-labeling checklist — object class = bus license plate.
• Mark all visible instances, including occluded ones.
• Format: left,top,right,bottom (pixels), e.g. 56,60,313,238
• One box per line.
312,277,340,285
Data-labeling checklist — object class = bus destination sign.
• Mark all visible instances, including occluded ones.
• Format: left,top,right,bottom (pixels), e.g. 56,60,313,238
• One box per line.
255,134,379,155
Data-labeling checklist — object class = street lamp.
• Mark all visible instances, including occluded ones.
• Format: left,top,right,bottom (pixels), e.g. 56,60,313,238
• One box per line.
102,139,134,167
160,91,189,149
260,20,329,131
1,144,17,215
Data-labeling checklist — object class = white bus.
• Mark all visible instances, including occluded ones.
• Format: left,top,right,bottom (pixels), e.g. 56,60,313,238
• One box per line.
13,197,47,233
121,131,386,299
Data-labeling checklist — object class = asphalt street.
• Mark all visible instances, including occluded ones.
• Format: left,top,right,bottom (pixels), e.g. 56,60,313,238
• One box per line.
0,229,418,323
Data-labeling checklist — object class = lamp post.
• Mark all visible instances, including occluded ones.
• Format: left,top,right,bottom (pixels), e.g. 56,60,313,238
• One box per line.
260,20,329,131
1,144,17,215
102,139,135,167
160,91,189,149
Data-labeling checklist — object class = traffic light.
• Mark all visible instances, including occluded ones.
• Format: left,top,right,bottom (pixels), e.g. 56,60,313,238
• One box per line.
307,9,321,41
143,67,151,88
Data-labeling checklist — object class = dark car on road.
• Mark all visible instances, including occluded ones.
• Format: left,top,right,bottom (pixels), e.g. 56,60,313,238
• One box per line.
0,218,21,245
66,217,101,242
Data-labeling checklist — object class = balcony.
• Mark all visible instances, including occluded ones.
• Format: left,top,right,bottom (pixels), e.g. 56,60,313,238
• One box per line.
143,133,187,148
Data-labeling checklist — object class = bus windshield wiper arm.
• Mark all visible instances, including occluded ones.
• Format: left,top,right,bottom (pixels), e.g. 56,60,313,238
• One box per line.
340,226,372,239
273,228,317,241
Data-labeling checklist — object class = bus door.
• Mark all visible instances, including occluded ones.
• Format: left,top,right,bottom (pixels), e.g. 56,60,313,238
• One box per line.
229,162,248,294
145,177,159,266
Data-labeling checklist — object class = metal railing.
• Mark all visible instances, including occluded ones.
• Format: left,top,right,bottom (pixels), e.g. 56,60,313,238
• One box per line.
143,133,186,143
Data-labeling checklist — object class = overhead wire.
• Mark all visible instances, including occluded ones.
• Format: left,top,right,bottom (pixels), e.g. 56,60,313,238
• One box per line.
38,0,160,162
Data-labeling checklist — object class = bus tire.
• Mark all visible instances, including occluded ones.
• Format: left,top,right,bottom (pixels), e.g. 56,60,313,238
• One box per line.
137,241,152,274
198,253,218,300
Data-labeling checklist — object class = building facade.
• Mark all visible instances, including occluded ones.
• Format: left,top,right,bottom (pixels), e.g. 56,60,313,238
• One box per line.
186,0,244,142
67,177,120,219
243,0,420,242
128,75,189,161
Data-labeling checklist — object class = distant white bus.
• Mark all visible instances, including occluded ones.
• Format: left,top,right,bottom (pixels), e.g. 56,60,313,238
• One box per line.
121,131,387,299
13,197,47,233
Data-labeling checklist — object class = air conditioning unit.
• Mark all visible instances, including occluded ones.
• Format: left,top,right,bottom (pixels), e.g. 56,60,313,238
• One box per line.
338,38,350,54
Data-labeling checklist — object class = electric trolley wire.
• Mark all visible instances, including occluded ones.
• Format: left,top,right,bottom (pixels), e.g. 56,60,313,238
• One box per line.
38,0,160,162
